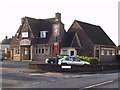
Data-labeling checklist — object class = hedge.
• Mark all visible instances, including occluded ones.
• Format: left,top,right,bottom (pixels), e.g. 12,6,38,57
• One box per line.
74,55,98,64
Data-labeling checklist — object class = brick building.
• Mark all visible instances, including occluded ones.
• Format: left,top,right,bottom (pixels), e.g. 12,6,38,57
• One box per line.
10,13,65,61
61,20,116,61
10,13,116,62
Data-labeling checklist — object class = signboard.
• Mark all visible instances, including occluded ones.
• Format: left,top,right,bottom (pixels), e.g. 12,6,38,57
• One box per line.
53,24,60,36
53,42,60,54
20,39,31,46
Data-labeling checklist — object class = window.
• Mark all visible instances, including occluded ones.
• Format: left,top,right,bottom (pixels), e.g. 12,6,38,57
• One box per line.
112,50,115,55
62,50,68,55
24,48,28,55
40,31,46,38
39,48,41,54
107,50,110,55
35,46,46,54
22,32,28,38
42,48,44,54
101,50,105,55
35,46,38,54
118,50,120,55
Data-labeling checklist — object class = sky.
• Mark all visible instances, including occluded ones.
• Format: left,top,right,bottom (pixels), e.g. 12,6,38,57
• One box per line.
0,0,119,45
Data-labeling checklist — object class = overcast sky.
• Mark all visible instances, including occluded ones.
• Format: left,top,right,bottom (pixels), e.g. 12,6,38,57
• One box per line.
0,0,119,45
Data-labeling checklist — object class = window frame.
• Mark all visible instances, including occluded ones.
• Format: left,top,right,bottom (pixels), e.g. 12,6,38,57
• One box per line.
40,31,47,38
22,32,28,38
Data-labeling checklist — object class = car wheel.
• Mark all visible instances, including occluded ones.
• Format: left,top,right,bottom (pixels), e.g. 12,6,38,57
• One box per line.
50,61,54,64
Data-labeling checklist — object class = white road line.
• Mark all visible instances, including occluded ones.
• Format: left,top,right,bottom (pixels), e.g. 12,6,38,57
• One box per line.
84,80,113,89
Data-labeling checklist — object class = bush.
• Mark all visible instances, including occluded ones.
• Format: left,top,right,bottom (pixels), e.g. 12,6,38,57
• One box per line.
2,53,8,59
74,55,98,64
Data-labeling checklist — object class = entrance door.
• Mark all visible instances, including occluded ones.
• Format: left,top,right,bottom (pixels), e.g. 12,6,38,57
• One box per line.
70,51,74,56
21,46,30,60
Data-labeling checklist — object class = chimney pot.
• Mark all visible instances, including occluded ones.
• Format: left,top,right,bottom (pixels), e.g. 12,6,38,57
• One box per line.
55,12,61,21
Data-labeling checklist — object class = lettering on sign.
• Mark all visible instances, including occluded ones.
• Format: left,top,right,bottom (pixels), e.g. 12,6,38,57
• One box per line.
20,39,31,46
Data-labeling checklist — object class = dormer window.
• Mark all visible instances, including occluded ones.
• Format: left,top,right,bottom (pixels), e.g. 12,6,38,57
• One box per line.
40,31,47,38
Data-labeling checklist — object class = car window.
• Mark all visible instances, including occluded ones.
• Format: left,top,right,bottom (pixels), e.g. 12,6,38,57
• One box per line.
65,57,72,61
72,57,77,61
72,57,81,61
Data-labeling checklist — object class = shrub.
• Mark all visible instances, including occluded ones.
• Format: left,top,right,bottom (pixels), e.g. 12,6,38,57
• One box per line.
2,53,8,59
74,55,98,64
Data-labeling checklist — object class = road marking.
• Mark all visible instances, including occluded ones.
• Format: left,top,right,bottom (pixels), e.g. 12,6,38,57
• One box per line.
83,80,113,89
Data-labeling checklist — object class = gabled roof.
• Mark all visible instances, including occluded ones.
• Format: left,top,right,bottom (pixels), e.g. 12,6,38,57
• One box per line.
18,17,56,44
26,17,53,38
61,32,75,47
68,20,116,47
1,38,12,45
10,37,19,46
61,32,81,47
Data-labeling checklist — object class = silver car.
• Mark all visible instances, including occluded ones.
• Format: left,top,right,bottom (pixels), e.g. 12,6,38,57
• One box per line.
58,56,90,65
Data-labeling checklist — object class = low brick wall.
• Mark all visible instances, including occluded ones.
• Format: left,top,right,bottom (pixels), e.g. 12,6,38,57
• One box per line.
28,63,119,72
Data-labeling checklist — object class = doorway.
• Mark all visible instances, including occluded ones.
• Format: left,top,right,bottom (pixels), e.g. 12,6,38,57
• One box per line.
70,51,74,56
21,46,30,60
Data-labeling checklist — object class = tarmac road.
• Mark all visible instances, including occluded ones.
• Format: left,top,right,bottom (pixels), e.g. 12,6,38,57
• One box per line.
1,60,119,89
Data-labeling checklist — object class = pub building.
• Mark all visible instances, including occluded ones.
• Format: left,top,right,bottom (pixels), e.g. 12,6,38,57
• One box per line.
10,13,116,62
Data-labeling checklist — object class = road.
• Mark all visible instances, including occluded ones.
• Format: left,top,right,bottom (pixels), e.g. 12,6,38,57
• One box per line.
1,60,119,89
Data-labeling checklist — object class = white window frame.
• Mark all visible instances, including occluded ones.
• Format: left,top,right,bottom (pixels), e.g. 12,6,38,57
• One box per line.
101,50,105,55
22,32,28,38
62,50,68,55
35,46,46,55
118,50,120,55
24,48,28,55
107,50,110,55
40,31,46,38
112,50,115,55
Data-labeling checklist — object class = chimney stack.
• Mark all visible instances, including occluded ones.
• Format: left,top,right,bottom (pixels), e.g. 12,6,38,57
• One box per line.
5,36,8,40
55,12,61,21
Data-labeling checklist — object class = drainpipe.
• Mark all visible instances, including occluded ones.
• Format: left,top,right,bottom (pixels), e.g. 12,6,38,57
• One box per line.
93,45,96,58
99,46,101,62
30,45,33,61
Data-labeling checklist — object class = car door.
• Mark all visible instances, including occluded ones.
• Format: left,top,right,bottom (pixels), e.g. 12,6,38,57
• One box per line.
62,57,72,64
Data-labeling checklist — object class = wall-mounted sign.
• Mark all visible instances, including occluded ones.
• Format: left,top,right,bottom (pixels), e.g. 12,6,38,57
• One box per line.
53,24,60,36
20,39,31,46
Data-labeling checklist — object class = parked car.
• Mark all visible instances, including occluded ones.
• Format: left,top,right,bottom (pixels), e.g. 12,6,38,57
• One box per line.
58,56,90,65
45,57,59,64
45,54,69,64
0,53,4,61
